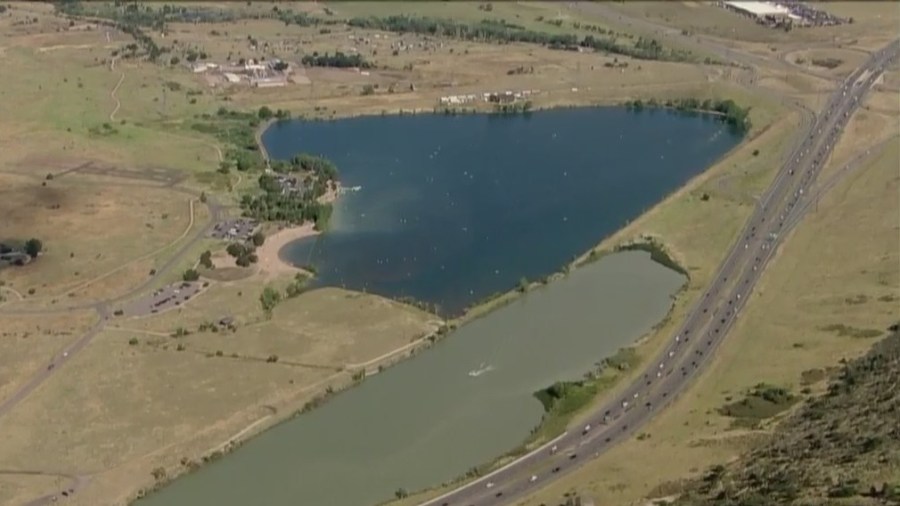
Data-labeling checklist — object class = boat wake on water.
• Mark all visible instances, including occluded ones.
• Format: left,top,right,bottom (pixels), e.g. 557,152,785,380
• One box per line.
467,363,494,378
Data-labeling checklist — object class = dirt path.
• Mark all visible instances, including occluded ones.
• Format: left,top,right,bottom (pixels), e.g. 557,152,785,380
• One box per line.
44,199,197,301
0,470,90,506
108,71,124,121
0,286,25,302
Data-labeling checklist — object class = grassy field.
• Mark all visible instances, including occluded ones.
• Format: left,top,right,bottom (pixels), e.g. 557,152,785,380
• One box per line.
0,287,436,506
600,1,898,46
0,310,98,401
0,172,197,301
515,110,899,506
0,473,71,506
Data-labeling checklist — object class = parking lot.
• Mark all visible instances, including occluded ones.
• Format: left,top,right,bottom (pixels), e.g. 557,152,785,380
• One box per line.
116,281,206,317
209,218,259,241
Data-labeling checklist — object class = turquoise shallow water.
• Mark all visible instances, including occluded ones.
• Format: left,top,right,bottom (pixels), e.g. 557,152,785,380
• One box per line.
268,107,740,316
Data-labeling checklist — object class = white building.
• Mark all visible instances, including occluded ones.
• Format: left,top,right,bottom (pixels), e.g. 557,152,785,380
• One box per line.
722,1,792,19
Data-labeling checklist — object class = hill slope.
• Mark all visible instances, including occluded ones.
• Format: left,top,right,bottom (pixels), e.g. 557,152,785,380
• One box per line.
674,324,900,505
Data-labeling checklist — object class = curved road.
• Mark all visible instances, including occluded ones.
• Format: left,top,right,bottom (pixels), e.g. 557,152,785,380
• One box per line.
0,192,223,505
420,39,899,506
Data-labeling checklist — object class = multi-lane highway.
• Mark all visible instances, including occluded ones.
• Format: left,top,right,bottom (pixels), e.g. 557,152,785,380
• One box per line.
420,39,899,506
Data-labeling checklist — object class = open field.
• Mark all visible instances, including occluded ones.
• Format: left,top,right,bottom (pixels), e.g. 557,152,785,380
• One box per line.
0,172,198,301
0,287,436,506
514,111,900,506
601,1,898,47
0,310,98,401
0,473,71,506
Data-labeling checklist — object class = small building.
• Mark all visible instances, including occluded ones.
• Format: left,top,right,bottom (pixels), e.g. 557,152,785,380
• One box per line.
223,72,242,84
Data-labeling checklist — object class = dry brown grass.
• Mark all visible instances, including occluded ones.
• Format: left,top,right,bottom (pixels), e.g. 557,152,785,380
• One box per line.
514,105,900,506
0,287,436,506
0,310,98,401
0,172,197,301
0,473,70,506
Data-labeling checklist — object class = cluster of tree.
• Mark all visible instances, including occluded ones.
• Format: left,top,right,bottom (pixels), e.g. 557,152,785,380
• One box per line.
182,268,200,282
624,97,752,132
300,51,371,69
579,34,693,62
506,65,534,75
24,239,43,258
191,108,265,173
259,286,282,316
345,15,691,62
493,100,533,115
56,1,165,61
226,242,258,267
286,154,339,181
285,272,310,298
257,106,291,121
199,250,214,269
240,189,333,230
347,15,578,49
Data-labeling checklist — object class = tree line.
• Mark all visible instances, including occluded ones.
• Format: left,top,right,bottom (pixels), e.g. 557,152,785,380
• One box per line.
300,51,371,69
624,97,752,132
346,15,694,62
240,152,339,230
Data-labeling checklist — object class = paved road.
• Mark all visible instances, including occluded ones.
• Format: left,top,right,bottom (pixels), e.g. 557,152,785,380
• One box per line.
0,192,222,505
420,39,899,506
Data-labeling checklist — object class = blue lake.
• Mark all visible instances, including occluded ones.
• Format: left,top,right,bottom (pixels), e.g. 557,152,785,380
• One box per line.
265,107,742,316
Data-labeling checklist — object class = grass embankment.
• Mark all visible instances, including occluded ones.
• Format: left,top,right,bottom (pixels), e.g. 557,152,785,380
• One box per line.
533,348,641,440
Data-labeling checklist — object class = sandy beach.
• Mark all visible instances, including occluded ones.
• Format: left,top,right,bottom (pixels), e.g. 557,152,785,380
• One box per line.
257,222,320,275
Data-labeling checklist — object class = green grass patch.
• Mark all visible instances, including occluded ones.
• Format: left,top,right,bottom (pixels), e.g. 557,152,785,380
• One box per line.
532,347,641,439
615,237,688,277
718,383,798,426
820,324,883,339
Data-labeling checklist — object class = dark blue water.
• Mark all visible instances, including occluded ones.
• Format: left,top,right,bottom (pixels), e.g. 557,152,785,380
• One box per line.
264,107,741,316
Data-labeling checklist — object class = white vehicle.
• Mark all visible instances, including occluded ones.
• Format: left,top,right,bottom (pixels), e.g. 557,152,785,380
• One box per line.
583,424,592,434
656,371,662,378
675,335,680,342
550,445,558,454
530,475,538,483
744,243,748,249
486,481,494,489
668,350,675,358
737,293,742,300
659,362,665,369
63,351,69,358
633,392,639,399
622,400,629,408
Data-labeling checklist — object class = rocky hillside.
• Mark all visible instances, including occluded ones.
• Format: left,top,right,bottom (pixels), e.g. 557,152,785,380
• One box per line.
673,324,900,505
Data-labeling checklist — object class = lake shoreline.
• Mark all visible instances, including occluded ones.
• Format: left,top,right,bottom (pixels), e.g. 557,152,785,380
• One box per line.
130,99,762,506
